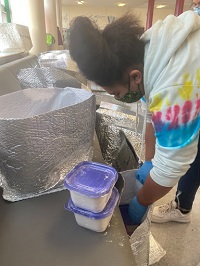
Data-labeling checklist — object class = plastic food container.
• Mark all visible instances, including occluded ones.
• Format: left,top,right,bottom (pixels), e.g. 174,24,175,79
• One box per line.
64,161,118,213
65,187,119,232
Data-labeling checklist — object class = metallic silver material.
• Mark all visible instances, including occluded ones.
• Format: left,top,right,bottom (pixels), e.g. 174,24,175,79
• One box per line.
120,169,151,266
95,104,145,169
0,23,32,53
0,88,95,201
120,170,166,265
38,50,78,72
17,67,81,89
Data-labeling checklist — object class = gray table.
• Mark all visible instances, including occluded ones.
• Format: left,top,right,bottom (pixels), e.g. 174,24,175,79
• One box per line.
0,187,135,266
0,130,136,266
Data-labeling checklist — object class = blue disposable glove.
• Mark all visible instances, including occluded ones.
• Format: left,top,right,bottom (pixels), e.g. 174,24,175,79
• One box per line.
135,161,153,184
128,196,148,225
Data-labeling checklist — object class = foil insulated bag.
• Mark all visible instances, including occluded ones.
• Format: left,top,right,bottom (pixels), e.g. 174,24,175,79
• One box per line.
0,87,95,201
38,50,68,69
120,170,166,266
95,107,142,171
17,67,81,89
38,50,78,72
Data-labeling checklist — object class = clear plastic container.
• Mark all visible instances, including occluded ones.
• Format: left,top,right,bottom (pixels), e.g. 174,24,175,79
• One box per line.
64,161,118,213
65,187,119,232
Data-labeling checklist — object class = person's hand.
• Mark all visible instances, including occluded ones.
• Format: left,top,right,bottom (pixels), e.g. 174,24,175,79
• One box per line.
135,161,153,184
128,196,148,225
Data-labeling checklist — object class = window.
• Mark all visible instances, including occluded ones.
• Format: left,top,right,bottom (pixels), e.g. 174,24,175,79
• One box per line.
0,0,11,23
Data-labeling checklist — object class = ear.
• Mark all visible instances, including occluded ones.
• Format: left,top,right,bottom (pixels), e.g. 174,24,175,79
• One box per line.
129,70,143,85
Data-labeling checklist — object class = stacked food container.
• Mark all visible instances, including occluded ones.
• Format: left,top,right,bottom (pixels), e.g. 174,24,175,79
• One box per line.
64,161,119,232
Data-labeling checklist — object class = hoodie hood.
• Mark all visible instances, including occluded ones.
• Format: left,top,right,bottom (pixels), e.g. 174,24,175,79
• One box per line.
141,11,200,100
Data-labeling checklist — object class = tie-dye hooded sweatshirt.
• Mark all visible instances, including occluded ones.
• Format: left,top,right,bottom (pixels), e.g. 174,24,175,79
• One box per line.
141,11,200,187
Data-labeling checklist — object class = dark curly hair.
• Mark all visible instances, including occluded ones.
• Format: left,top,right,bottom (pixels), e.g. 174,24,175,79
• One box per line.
69,13,145,87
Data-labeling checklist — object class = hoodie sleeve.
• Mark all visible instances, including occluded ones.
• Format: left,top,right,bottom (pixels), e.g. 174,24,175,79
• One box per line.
149,72,200,187
149,82,200,186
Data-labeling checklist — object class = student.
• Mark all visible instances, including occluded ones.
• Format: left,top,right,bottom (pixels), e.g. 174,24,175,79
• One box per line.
148,0,200,224
69,10,200,224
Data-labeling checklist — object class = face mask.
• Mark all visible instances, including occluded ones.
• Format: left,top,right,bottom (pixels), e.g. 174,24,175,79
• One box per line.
193,6,200,15
115,84,143,103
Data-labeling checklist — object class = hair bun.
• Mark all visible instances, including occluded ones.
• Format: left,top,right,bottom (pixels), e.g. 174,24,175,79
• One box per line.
69,16,115,86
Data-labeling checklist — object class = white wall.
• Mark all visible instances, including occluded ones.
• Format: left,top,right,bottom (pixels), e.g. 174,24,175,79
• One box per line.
62,4,185,30
62,5,129,29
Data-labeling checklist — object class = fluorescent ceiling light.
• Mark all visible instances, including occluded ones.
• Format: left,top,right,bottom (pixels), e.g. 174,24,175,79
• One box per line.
156,5,166,9
118,3,126,7
77,1,84,4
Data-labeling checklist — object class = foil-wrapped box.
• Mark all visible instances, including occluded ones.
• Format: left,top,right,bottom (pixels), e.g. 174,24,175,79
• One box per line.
17,67,81,89
0,87,95,201
0,23,32,53
38,50,78,72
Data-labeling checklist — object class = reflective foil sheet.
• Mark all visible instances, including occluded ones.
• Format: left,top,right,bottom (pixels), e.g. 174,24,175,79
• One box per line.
119,170,166,265
38,50,78,72
38,50,87,85
17,67,82,89
95,103,145,171
0,23,32,53
0,87,95,201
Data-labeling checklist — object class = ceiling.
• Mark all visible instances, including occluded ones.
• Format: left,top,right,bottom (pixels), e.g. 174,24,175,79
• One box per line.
62,0,192,9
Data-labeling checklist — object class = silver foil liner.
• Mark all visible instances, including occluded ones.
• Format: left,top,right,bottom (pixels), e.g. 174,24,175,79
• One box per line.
17,67,81,89
119,169,151,266
95,105,145,169
38,50,78,72
120,170,166,265
0,87,95,201
0,23,32,53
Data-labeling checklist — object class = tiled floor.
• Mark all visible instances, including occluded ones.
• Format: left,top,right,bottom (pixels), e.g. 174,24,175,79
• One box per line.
151,186,200,266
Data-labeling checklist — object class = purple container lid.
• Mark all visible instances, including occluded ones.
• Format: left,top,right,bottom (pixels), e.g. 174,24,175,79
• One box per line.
64,161,118,198
65,187,119,219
